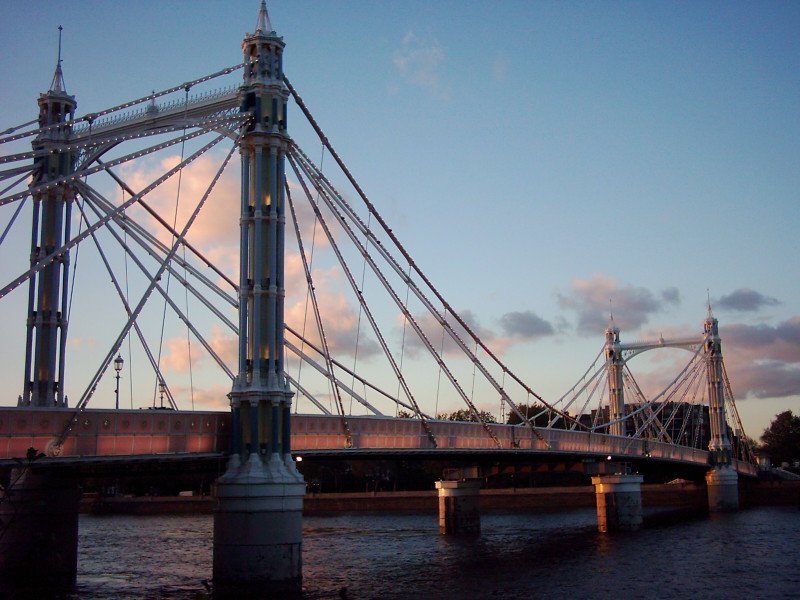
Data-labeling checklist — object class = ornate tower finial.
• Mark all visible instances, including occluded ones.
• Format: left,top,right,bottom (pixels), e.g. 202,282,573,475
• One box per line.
609,298,614,324
50,25,67,94
706,288,713,319
255,0,272,34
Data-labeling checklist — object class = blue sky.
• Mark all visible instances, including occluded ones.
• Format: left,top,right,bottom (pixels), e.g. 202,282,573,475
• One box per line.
1,1,798,438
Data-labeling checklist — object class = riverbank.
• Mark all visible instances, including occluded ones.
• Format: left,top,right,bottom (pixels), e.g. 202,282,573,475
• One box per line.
81,480,800,515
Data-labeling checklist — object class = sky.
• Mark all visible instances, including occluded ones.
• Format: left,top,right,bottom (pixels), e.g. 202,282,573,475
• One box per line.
1,1,798,440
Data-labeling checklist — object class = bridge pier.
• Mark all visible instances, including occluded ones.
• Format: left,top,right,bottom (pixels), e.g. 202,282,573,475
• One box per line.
436,479,481,534
591,474,643,532
213,451,305,596
706,465,739,512
0,469,80,592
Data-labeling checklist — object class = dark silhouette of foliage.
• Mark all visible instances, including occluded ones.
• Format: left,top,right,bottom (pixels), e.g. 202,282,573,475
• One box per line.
760,410,800,466
438,409,497,423
507,403,567,428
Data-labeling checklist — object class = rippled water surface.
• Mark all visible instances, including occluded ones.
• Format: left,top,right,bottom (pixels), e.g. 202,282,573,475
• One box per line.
68,507,799,599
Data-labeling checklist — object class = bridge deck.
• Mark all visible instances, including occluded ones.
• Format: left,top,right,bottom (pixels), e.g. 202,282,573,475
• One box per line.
0,408,757,477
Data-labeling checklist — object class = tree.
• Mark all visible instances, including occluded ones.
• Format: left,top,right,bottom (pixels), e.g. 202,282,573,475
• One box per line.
760,410,800,466
507,403,567,428
396,410,413,419
438,408,497,423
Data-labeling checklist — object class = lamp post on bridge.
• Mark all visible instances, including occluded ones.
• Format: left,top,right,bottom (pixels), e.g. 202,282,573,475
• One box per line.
113,354,124,410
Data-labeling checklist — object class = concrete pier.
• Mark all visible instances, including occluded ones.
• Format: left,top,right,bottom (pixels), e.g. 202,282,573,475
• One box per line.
706,465,739,512
591,474,643,532
213,453,305,595
436,479,481,534
0,470,80,591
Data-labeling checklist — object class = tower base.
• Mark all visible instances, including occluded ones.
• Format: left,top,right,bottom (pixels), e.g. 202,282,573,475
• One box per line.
213,453,305,596
706,465,739,512
591,474,643,532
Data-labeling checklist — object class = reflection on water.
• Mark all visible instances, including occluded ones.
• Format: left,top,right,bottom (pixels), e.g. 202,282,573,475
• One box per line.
61,507,800,599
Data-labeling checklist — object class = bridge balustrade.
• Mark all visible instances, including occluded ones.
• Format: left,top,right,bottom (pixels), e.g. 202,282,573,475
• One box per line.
0,409,757,476
0,408,228,459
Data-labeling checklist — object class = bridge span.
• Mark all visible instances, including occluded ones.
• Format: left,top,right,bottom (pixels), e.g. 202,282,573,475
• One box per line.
0,407,757,477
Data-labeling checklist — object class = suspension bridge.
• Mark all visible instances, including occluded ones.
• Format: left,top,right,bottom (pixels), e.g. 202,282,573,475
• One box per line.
0,2,757,594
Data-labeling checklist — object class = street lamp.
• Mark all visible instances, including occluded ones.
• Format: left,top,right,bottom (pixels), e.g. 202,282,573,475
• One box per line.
113,354,124,410
158,380,166,409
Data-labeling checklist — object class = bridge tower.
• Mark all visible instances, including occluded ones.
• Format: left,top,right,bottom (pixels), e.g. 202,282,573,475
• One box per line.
213,2,305,594
703,314,739,510
0,37,82,590
20,29,77,408
604,322,626,437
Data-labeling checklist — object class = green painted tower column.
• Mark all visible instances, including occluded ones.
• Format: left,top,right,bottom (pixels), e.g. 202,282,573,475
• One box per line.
213,3,305,595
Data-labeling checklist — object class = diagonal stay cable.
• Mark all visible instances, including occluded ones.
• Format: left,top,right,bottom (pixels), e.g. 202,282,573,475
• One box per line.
78,184,234,383
290,144,565,439
96,159,238,293
83,181,237,310
74,193,179,409
285,180,352,446
1,113,245,167
287,153,438,448
52,137,239,448
0,134,225,301
0,124,221,208
286,75,567,429
284,339,381,416
285,325,427,417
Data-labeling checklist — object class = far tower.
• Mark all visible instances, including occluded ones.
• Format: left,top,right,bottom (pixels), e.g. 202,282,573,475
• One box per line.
21,27,77,407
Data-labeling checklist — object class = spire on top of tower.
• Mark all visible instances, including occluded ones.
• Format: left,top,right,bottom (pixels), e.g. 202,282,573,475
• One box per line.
49,25,67,94
255,0,273,34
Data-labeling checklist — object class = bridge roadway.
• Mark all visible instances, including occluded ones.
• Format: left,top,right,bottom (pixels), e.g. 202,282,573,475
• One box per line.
0,407,757,476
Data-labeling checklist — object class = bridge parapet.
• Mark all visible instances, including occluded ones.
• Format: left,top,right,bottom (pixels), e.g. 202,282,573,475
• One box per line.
0,407,229,459
0,410,758,476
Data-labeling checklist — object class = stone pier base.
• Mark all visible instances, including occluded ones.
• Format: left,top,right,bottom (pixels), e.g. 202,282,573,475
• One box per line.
706,465,739,512
591,474,643,532
0,469,80,592
436,479,481,535
213,453,305,596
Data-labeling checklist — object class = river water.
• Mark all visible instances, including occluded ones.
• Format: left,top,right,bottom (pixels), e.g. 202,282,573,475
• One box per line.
60,506,799,599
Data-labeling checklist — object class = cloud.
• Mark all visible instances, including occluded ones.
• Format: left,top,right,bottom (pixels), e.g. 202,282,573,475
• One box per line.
284,256,381,360
401,308,511,358
722,317,800,366
557,274,680,335
695,317,800,402
499,310,555,340
175,383,231,411
661,287,681,306
393,31,450,100
716,288,780,312
67,337,97,349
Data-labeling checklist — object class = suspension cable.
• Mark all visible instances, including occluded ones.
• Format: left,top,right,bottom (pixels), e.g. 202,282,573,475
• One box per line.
287,153,438,447
294,146,324,413
290,143,564,438
350,209,372,416
285,181,352,447
154,87,190,407
285,75,558,423
51,136,238,448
